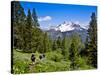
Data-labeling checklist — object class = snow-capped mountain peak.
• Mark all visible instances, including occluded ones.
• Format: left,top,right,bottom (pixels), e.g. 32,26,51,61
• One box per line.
54,21,85,32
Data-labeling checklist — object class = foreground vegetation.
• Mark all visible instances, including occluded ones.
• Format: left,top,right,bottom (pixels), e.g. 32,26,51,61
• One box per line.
13,49,94,74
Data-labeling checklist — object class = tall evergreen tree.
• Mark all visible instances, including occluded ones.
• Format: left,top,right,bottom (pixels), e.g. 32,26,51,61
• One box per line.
32,8,39,27
69,33,82,70
43,32,51,53
81,36,89,56
52,40,58,51
69,42,76,70
56,36,62,49
86,12,97,68
31,27,44,53
62,37,71,60
12,1,26,49
24,9,33,51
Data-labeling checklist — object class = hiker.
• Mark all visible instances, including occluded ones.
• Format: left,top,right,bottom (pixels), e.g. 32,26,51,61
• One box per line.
39,54,45,60
31,54,35,64
43,54,45,58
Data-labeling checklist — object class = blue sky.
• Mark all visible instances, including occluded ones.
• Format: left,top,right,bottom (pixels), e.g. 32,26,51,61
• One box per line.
20,1,97,29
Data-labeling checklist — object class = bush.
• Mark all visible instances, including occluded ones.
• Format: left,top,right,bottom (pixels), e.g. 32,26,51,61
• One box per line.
30,50,71,73
76,56,94,70
13,60,30,74
46,51,63,62
31,60,71,73
13,49,31,74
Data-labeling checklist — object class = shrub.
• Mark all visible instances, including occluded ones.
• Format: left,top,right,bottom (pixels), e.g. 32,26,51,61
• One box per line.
13,60,30,74
32,60,71,73
46,51,63,62
76,56,94,70
13,49,31,74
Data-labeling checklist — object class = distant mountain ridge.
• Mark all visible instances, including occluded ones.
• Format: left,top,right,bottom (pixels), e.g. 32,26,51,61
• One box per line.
44,21,88,43
51,21,87,32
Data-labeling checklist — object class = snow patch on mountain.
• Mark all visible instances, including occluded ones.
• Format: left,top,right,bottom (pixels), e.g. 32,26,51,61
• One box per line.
81,25,89,30
55,22,74,32
53,21,86,32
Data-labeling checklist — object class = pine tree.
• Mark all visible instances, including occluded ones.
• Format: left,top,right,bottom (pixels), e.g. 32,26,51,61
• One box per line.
32,8,39,27
12,1,26,49
31,27,44,53
52,40,58,51
43,32,51,53
69,33,82,70
56,36,62,49
69,42,76,70
86,12,97,68
82,36,89,56
62,37,71,60
24,9,33,51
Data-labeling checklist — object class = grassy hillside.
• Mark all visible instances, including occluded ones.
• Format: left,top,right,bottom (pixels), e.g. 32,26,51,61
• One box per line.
13,49,94,74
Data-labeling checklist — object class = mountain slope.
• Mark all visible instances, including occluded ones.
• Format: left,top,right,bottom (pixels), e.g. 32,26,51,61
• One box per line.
54,21,86,32
46,21,88,43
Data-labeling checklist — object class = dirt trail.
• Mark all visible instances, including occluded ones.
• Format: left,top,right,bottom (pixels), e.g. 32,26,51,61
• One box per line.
29,63,35,72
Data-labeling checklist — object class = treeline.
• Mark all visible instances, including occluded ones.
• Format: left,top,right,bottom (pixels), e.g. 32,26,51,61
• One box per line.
12,1,97,68
12,1,44,53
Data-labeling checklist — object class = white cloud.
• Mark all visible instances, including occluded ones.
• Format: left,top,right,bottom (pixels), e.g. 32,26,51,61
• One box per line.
38,16,52,22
